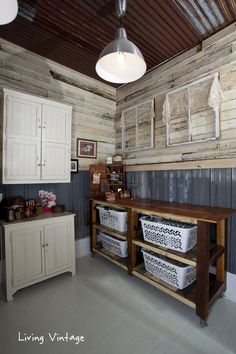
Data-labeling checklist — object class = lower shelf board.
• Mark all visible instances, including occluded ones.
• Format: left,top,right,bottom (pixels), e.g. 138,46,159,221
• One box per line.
209,280,225,306
132,264,196,309
93,247,128,271
133,239,224,268
93,224,127,240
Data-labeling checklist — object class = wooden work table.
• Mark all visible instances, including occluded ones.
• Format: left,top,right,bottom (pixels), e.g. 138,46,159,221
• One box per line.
90,198,236,327
91,198,235,223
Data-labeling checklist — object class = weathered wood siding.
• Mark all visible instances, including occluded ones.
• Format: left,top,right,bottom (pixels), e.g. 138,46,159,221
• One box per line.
0,38,116,170
116,29,236,167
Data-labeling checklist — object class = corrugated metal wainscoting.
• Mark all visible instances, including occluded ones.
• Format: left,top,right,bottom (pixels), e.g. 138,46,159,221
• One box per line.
126,169,236,274
0,171,90,240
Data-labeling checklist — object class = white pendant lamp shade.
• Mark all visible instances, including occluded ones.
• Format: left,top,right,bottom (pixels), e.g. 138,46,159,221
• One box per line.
0,0,18,25
96,27,146,84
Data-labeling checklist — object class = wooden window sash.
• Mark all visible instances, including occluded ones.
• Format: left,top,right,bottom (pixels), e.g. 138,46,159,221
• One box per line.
164,73,221,147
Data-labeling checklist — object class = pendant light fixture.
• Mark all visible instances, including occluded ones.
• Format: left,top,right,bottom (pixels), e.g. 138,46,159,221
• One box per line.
0,0,18,25
95,0,146,84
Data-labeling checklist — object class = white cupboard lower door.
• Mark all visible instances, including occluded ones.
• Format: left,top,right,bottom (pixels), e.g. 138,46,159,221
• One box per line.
5,139,41,182
41,142,70,182
44,222,71,276
11,227,45,287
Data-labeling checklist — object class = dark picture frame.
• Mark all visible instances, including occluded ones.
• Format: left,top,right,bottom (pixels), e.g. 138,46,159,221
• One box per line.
77,139,97,158
71,159,79,173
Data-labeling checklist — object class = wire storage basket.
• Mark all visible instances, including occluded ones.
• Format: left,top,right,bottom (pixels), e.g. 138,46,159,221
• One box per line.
142,249,196,289
98,232,128,258
140,216,197,253
97,205,127,232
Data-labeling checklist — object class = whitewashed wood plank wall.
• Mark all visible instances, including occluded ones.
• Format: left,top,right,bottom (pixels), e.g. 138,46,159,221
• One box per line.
0,38,116,170
116,26,236,169
2,25,236,172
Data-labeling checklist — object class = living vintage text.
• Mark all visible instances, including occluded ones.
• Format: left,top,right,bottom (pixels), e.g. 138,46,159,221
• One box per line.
18,332,85,345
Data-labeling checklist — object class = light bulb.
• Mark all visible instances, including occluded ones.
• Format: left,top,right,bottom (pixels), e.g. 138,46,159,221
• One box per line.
117,52,125,64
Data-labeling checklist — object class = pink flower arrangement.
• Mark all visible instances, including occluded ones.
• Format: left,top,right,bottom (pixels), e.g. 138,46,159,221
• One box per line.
38,190,56,208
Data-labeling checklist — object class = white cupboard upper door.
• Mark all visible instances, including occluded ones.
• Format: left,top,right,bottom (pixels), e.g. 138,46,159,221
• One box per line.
3,94,42,183
5,94,42,140
42,103,71,144
11,226,45,287
41,142,70,182
44,221,71,276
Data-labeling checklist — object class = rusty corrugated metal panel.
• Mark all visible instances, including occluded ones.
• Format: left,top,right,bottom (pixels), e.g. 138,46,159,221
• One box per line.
0,171,90,239
0,0,235,85
126,168,236,273
173,0,236,36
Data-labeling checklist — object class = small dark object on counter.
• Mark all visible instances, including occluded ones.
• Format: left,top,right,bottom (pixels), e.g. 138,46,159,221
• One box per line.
15,208,22,220
25,199,36,217
6,196,24,207
36,205,43,216
5,207,14,222
120,190,131,199
51,205,65,213
105,192,116,201
5,196,25,221
25,206,31,218
35,200,43,216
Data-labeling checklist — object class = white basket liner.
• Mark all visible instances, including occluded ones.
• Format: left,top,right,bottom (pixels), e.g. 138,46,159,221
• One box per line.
142,249,196,289
97,205,128,232
140,216,197,253
98,231,128,258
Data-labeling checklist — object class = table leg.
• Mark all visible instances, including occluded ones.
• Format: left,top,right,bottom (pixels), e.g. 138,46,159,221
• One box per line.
196,221,210,321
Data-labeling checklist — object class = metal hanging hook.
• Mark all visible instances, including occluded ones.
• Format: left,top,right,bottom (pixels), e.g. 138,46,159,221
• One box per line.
115,0,127,18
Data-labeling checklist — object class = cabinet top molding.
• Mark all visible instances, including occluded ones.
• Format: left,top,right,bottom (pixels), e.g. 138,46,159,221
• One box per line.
91,198,236,224
3,88,73,111
0,211,75,227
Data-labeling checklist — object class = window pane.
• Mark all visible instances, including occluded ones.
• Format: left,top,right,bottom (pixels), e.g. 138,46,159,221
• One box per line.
190,79,216,141
168,88,189,145
137,101,153,149
123,107,136,150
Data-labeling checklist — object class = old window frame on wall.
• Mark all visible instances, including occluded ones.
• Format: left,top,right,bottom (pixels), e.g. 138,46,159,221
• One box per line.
162,72,223,146
121,98,155,152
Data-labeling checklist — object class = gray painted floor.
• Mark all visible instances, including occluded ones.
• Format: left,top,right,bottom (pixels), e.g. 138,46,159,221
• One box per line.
0,255,236,354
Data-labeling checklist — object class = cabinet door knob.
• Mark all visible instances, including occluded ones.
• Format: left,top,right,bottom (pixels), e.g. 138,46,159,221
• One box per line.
37,164,41,166
42,244,45,248
45,243,48,247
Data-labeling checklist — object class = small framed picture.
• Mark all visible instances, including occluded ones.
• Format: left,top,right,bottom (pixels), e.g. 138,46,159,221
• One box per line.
77,139,97,158
71,159,79,173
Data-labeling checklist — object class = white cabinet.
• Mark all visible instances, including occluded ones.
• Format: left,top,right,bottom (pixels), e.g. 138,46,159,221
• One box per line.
10,226,45,287
0,212,76,301
1,89,72,184
44,221,72,276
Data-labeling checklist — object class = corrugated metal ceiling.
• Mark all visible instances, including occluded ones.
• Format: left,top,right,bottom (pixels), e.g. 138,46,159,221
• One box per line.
0,0,236,86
